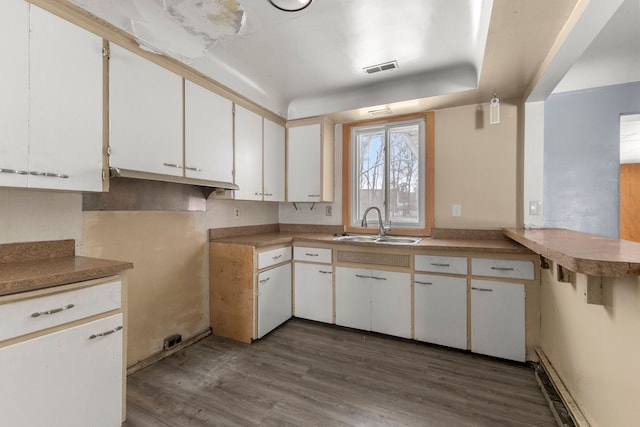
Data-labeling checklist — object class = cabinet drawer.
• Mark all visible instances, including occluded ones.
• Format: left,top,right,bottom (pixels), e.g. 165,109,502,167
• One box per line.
415,254,467,275
471,258,535,280
0,280,121,342
294,246,332,264
257,246,292,270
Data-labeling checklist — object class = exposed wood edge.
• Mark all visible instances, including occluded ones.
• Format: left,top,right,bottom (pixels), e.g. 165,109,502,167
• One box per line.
536,347,591,427
126,328,212,375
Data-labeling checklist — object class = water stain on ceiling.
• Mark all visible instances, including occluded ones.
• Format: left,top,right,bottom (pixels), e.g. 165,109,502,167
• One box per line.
70,0,245,62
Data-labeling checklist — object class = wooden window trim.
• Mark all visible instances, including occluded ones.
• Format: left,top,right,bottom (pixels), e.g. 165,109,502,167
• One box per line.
342,112,435,237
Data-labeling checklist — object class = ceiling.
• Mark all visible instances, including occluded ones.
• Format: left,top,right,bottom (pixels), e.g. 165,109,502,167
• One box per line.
553,0,640,94
69,0,586,121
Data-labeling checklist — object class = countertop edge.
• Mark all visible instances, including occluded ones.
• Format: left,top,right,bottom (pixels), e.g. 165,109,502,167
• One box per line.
210,232,535,254
0,257,134,297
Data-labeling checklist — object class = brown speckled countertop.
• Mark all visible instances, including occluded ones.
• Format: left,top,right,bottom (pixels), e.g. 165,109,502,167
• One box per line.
504,228,640,277
0,240,133,297
209,225,533,254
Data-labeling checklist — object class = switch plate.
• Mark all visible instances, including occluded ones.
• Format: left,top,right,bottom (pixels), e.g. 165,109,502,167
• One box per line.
452,204,462,217
325,206,332,216
233,207,240,218
529,201,542,216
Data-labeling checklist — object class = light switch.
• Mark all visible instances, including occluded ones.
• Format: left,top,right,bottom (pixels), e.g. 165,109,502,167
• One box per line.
452,204,462,217
529,201,542,216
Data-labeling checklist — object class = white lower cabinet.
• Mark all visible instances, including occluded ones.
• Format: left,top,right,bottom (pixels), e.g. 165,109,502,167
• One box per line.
335,267,411,338
294,262,333,323
0,313,123,427
471,279,526,362
414,274,467,350
257,263,292,338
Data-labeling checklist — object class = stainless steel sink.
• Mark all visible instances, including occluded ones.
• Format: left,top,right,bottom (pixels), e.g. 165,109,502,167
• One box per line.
333,235,379,243
333,235,421,245
375,236,422,245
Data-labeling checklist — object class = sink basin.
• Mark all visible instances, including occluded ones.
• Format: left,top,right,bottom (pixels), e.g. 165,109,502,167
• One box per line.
376,236,422,245
333,235,421,245
333,235,379,243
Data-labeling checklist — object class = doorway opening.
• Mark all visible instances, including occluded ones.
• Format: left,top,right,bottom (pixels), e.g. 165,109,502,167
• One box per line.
620,113,640,242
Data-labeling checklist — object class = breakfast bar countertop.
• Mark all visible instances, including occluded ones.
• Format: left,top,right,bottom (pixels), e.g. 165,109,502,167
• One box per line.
503,228,640,277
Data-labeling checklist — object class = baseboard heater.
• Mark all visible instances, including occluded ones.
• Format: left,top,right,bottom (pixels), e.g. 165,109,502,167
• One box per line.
535,347,589,427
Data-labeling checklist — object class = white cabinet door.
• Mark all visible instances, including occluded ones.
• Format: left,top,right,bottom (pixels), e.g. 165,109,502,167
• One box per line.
263,118,285,202
294,262,333,323
414,274,467,349
335,267,372,331
287,124,321,202
109,44,183,176
370,270,411,338
471,279,525,362
29,6,103,191
0,0,29,187
184,80,233,182
257,263,292,338
0,314,123,427
234,105,263,200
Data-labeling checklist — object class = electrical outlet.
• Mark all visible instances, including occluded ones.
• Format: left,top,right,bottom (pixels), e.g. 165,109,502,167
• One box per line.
325,206,332,216
233,207,240,218
452,204,462,217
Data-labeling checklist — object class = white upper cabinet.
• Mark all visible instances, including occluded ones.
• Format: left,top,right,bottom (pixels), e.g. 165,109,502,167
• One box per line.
234,105,263,200
29,6,103,191
0,0,29,187
109,44,183,176
263,119,285,202
287,117,335,202
184,81,233,183
288,124,321,201
0,4,103,191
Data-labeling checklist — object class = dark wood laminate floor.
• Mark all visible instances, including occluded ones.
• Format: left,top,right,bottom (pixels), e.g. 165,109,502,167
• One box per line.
123,319,556,427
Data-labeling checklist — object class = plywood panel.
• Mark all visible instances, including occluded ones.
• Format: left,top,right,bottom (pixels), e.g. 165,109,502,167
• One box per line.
620,163,640,242
209,243,254,343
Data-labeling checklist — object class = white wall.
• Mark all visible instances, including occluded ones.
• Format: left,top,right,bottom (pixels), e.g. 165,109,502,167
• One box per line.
0,188,82,251
523,102,545,228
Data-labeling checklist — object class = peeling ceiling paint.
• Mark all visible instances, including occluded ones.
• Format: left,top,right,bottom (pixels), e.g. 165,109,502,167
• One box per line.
70,0,245,63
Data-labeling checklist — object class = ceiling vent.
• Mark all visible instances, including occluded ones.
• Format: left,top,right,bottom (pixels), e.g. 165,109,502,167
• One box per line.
363,60,399,74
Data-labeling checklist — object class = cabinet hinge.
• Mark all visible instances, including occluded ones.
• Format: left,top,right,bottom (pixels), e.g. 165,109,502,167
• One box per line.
107,145,112,157
232,105,235,114
102,46,110,60
102,169,106,181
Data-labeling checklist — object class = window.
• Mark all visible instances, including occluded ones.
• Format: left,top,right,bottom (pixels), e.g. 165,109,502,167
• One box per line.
342,112,434,236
